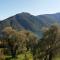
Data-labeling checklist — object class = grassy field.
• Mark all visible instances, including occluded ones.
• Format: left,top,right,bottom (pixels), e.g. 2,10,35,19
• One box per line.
17,51,33,60
0,48,60,60
5,51,33,60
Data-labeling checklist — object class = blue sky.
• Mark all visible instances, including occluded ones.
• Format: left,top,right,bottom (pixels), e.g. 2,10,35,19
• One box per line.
0,0,60,20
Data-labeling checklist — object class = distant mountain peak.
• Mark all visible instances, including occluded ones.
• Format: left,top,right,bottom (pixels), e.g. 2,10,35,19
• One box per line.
16,12,31,16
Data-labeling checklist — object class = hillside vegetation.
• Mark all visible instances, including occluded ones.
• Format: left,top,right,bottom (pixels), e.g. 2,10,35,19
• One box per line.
0,24,60,60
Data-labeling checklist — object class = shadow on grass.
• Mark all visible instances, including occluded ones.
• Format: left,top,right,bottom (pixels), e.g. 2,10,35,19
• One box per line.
5,57,17,60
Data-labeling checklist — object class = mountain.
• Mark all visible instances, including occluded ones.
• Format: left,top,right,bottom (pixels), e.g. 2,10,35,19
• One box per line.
0,12,60,36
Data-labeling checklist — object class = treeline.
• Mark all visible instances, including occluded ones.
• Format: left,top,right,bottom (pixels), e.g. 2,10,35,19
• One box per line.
0,24,60,60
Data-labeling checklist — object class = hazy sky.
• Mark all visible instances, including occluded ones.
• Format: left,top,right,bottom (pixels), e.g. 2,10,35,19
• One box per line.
0,0,60,20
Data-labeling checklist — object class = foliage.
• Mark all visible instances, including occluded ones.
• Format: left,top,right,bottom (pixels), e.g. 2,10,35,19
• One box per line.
0,24,60,60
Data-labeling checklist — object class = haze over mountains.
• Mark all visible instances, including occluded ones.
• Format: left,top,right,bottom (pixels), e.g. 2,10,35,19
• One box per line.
0,12,60,36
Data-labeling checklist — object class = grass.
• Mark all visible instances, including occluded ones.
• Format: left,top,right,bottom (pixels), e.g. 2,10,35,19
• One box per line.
17,51,33,60
5,51,33,60
52,52,60,60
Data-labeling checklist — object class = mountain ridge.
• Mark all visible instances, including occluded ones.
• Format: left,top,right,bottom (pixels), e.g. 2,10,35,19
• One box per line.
0,12,60,36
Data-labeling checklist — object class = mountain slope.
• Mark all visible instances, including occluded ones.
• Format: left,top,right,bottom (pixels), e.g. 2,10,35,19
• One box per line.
0,12,60,36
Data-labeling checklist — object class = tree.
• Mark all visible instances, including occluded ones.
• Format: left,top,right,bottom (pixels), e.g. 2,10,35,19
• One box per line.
3,27,38,59
3,27,18,58
38,24,60,60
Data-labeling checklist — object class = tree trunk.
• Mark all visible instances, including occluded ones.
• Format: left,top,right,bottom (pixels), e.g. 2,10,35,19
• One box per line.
44,55,47,60
49,51,53,60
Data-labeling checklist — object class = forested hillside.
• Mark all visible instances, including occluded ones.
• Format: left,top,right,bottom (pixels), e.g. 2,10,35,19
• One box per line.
0,24,60,60
0,12,60,60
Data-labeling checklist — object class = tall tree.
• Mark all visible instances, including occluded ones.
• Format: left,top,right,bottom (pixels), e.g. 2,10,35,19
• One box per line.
38,24,60,60
3,27,18,58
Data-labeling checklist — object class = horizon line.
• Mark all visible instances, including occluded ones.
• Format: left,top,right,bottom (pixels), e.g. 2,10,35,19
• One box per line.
0,12,60,21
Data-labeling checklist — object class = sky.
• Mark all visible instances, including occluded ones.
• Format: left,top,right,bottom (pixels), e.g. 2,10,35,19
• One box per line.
0,0,60,20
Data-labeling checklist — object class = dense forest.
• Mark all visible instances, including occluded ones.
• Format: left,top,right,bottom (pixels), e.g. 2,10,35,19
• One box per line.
0,24,60,60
